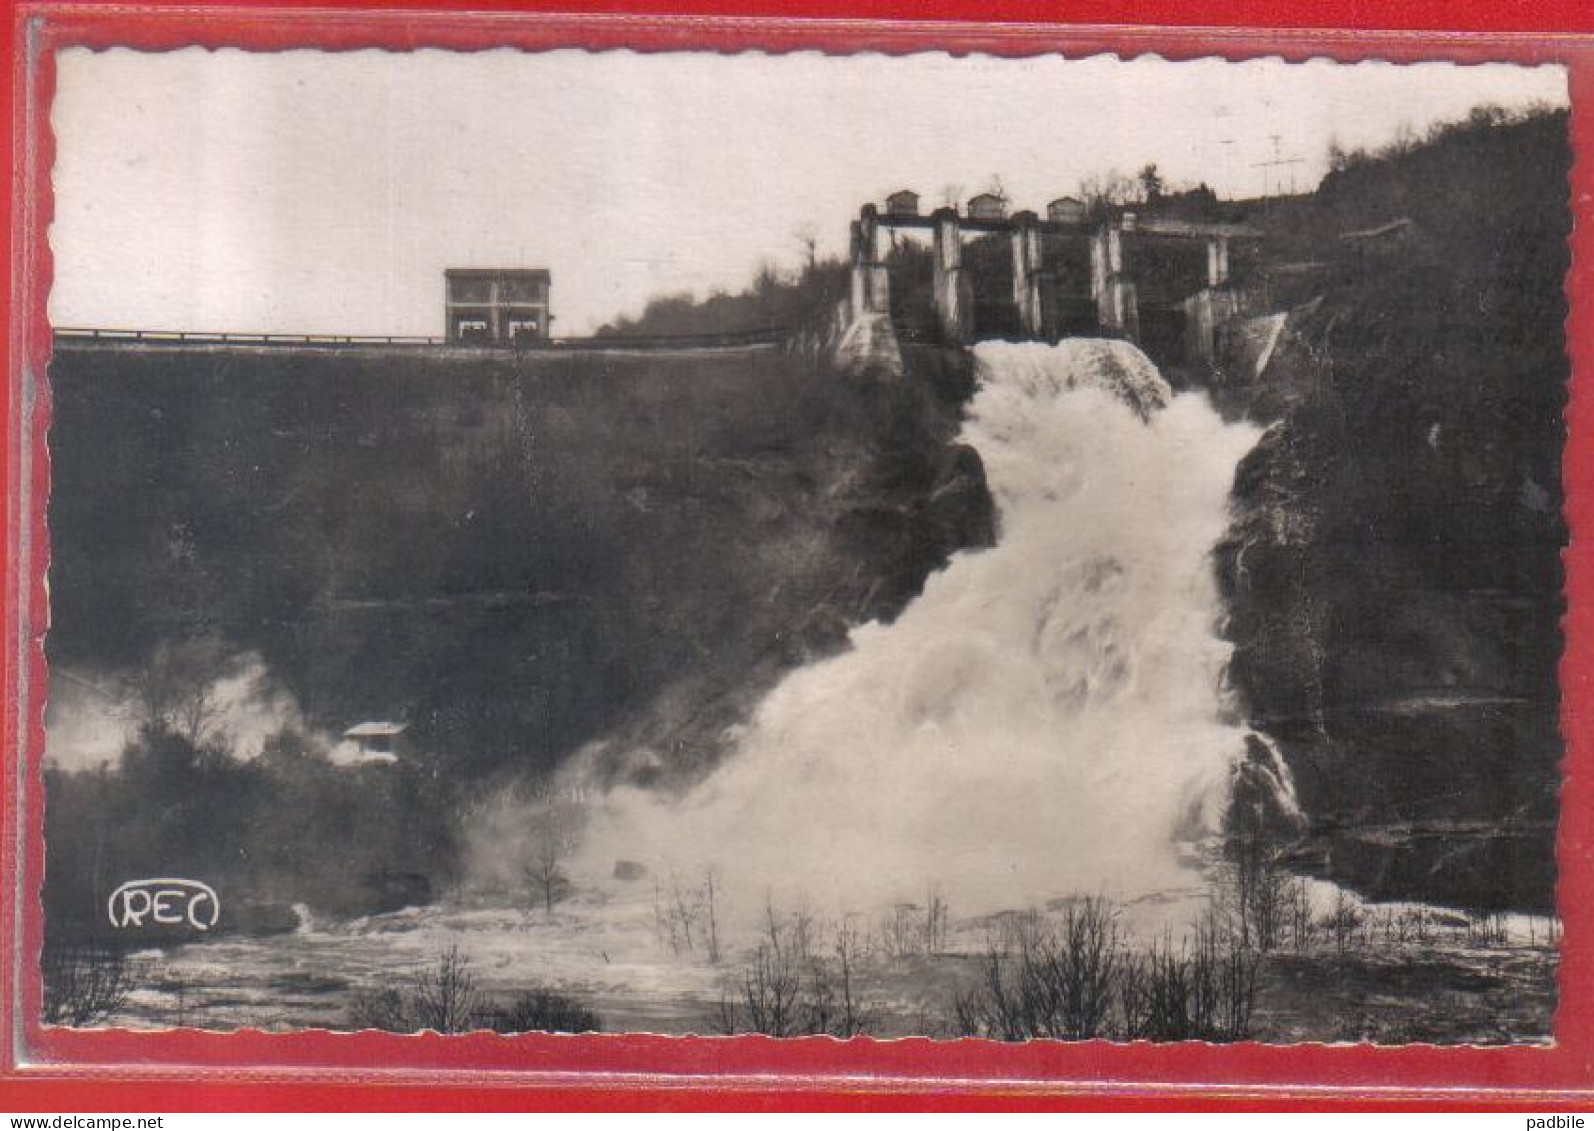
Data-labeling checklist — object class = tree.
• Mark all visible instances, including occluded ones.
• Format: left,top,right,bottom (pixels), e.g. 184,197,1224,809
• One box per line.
410,946,484,1032
521,787,582,914
1076,170,1137,218
791,223,820,273
1138,163,1165,204
752,258,783,297
128,638,238,743
828,916,873,1037
1326,133,1352,173
952,900,1123,1041
348,947,490,1034
702,868,721,964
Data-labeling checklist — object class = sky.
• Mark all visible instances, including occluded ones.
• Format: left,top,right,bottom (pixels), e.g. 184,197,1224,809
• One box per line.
49,48,1567,337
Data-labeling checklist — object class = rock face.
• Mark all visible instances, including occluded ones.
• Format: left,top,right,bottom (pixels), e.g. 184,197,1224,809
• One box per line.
1216,113,1570,912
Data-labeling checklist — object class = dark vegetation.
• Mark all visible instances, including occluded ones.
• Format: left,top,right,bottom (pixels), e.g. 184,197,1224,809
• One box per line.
700,839,1546,1043
46,279,991,939
1217,107,1569,911
944,861,1552,1045
347,946,600,1034
49,340,986,784
596,259,849,340
44,720,456,947
42,942,139,1027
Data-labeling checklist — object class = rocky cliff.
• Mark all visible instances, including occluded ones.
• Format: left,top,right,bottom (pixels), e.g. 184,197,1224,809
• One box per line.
1216,111,1570,911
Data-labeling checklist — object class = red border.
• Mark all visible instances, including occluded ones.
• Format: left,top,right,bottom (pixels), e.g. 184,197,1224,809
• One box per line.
5,2,1594,1111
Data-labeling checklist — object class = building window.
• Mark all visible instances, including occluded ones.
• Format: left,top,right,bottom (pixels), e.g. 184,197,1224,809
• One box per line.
457,318,489,342
450,279,494,303
509,319,541,343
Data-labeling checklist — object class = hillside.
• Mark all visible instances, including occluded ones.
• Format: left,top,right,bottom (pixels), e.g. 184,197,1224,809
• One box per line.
47,343,990,787
1217,110,1570,911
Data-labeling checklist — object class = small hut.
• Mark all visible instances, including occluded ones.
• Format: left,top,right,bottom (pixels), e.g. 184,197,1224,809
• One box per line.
967,193,1008,221
336,721,409,767
885,189,921,218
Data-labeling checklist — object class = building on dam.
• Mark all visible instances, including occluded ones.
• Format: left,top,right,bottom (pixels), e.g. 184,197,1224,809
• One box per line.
444,268,552,345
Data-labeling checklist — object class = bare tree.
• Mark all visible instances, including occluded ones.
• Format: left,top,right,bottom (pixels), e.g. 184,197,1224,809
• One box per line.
702,868,721,964
521,786,583,914
924,886,949,954
1076,170,1137,219
786,897,816,963
1226,839,1291,952
879,903,919,958
952,899,1123,1041
829,915,873,1037
651,869,723,958
724,907,805,1036
1323,889,1364,956
348,947,505,1034
715,902,877,1038
1119,914,1256,1043
1287,877,1315,951
130,638,231,742
410,946,485,1033
954,902,1258,1043
791,223,820,273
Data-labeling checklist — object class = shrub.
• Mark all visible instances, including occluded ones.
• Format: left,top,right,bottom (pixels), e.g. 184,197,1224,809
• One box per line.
41,942,138,1027
952,900,1122,1042
485,990,601,1034
1119,916,1258,1043
346,987,414,1032
1322,890,1365,956
348,947,602,1036
410,946,483,1032
951,902,1260,1044
347,947,483,1034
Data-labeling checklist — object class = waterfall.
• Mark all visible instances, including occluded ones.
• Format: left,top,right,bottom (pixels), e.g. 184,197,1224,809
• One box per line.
581,339,1279,916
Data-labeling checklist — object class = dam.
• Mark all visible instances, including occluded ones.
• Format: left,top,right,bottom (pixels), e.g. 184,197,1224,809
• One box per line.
834,193,1266,377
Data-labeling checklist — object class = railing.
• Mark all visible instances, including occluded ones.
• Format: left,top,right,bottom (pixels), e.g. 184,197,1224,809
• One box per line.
54,328,445,346
52,327,791,351
566,327,788,350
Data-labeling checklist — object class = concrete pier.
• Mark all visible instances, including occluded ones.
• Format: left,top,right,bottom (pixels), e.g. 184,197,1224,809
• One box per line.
932,207,973,343
1181,287,1240,365
1207,237,1231,287
837,205,903,376
850,205,891,317
1092,226,1139,340
1011,210,1043,338
834,193,1263,370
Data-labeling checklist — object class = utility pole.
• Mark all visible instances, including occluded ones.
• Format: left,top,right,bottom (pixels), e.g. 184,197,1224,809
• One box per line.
1251,134,1305,198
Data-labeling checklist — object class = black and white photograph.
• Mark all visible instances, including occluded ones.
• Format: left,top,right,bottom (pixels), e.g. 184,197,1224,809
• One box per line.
37,45,1570,1045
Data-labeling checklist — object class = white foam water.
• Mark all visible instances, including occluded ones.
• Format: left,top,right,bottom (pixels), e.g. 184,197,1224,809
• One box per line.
578,339,1266,920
